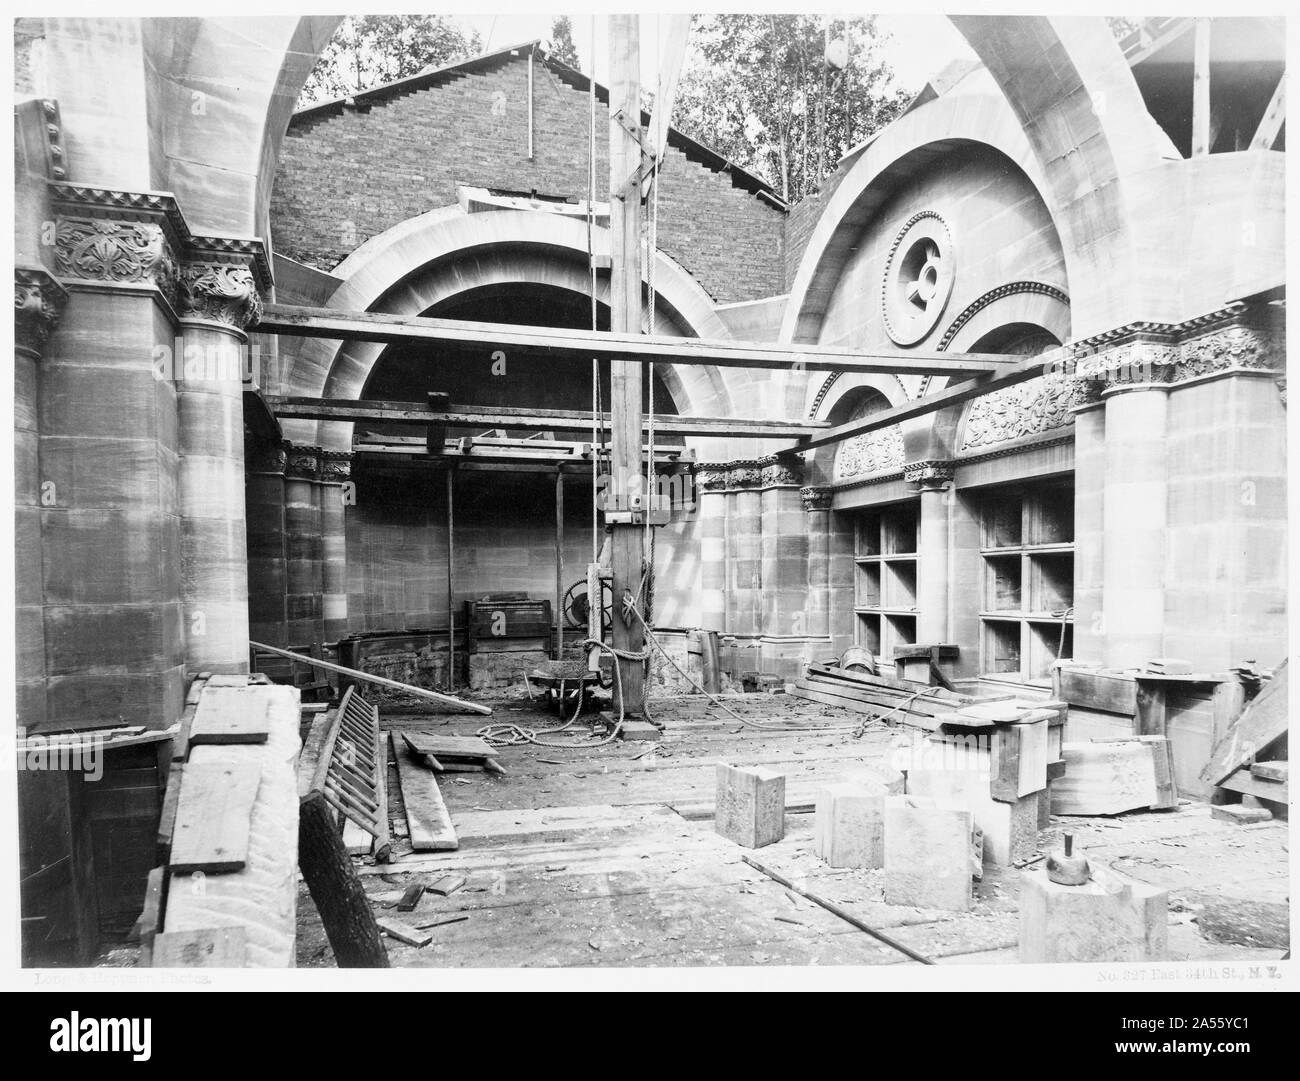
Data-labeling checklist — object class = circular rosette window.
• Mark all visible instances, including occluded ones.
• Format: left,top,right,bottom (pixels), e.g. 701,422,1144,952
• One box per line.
881,211,955,347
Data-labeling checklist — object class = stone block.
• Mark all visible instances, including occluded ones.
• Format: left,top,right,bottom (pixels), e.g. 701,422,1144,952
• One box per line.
714,763,785,849
906,768,1039,866
618,720,662,742
1211,803,1273,825
1019,863,1168,964
883,795,976,912
814,781,886,868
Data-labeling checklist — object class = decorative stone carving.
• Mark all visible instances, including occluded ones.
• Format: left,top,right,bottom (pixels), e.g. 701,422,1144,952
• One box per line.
903,460,955,488
960,373,1086,450
881,210,954,347
800,486,833,512
1278,377,1287,407
285,445,322,481
833,424,904,481
937,281,1070,351
728,460,764,490
696,465,729,493
760,456,803,489
1177,321,1285,379
320,450,354,483
14,266,68,357
246,441,289,475
177,262,263,329
54,216,177,296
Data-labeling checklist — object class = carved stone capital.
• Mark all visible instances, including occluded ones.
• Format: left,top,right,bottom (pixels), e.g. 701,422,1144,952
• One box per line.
284,445,322,481
903,459,955,488
177,262,263,329
246,440,289,475
319,449,354,483
14,266,68,358
759,455,803,489
53,215,178,298
1278,376,1287,407
728,460,764,490
800,486,833,511
695,464,729,493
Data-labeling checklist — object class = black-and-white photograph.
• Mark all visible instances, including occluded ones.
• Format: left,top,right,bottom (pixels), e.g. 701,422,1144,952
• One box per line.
6,2,1294,1008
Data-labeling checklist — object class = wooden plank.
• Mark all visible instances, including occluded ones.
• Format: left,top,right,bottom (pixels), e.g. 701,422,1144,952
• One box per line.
372,730,392,864
298,789,390,967
1251,72,1287,150
272,397,829,441
254,304,1014,378
188,688,271,746
1250,760,1288,783
798,676,952,718
396,883,426,911
152,925,247,968
402,732,498,761
250,640,492,716
1218,766,1288,804
134,865,165,966
391,736,459,851
1200,661,1288,787
341,814,372,856
805,663,974,702
155,762,183,863
428,872,467,897
375,916,432,948
789,684,938,730
167,752,260,874
1056,667,1137,716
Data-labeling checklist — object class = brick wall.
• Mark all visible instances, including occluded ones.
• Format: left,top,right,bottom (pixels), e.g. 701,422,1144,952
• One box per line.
271,54,786,304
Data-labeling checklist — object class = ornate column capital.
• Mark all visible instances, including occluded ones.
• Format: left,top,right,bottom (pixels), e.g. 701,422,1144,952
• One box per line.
800,486,833,511
246,439,289,476
727,459,764,491
284,444,323,481
14,266,68,359
48,183,271,325
903,459,955,489
319,449,354,484
759,454,804,490
695,464,730,493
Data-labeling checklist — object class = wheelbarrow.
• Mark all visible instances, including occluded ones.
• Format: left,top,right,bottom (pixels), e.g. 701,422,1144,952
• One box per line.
524,662,602,720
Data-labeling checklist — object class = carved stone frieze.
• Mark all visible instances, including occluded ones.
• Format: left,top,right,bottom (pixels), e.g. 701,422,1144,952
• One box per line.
832,424,904,481
53,216,177,297
960,373,1089,450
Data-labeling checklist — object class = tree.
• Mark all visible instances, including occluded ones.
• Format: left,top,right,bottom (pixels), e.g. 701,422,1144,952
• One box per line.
548,16,581,70
672,14,911,204
298,15,482,106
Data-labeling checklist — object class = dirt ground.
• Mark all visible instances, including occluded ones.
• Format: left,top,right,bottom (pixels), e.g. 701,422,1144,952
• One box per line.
293,691,1290,969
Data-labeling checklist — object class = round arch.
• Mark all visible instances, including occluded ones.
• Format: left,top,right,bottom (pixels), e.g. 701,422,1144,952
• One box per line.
281,208,735,450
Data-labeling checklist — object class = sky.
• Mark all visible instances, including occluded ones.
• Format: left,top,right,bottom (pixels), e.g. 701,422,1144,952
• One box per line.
459,12,976,97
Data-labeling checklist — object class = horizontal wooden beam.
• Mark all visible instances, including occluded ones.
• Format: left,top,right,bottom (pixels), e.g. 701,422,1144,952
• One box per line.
269,396,825,440
795,353,1052,452
255,304,1014,377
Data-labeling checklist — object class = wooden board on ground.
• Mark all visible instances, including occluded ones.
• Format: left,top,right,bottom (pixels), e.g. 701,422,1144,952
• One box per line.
188,688,271,747
152,925,248,968
167,750,261,873
375,916,432,947
392,736,459,851
1200,661,1288,787
805,664,975,703
403,732,499,762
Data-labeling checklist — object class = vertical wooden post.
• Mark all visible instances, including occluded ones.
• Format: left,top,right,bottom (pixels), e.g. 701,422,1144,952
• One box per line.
608,14,646,714
446,466,455,693
1192,18,1212,156
555,467,565,660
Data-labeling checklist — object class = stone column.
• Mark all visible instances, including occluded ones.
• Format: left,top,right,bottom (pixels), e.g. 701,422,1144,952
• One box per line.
14,268,67,732
319,450,353,644
1101,380,1170,668
175,262,262,674
758,457,807,673
284,445,325,646
246,440,288,648
726,461,763,637
43,190,187,730
1071,401,1107,663
695,466,728,631
907,460,955,645
801,486,833,641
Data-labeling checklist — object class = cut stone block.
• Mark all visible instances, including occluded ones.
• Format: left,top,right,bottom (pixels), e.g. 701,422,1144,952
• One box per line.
714,763,785,848
814,781,887,868
844,763,904,795
1019,863,1168,963
991,719,1048,800
1211,803,1273,825
618,720,662,742
905,768,1039,867
884,795,976,912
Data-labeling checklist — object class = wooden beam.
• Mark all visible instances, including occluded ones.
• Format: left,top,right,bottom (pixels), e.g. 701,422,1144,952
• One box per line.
1192,18,1212,157
253,304,1013,378
268,396,828,440
1251,72,1286,150
795,353,1050,452
1123,17,1195,68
